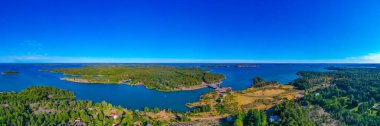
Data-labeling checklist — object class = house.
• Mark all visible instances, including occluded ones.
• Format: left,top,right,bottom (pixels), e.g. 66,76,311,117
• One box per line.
110,113,118,119
295,94,304,99
133,122,141,126
146,124,153,126
74,119,84,126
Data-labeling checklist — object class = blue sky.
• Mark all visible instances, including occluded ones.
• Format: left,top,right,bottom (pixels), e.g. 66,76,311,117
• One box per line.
1,0,380,63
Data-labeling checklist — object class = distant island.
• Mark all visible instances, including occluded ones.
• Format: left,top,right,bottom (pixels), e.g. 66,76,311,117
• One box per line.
1,71,19,74
203,64,257,68
48,65,225,91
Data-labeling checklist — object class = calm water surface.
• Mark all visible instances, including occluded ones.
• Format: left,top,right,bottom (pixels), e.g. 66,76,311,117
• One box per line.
0,63,339,112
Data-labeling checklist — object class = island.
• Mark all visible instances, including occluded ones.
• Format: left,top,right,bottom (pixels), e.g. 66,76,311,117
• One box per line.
1,71,19,74
203,64,257,68
48,65,225,91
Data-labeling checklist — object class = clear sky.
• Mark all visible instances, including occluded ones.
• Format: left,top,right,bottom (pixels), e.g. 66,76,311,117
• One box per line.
1,0,380,63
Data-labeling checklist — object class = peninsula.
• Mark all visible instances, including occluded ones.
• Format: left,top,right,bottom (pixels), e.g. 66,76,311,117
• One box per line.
48,65,225,91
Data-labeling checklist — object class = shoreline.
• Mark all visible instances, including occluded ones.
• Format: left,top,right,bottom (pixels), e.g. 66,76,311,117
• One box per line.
60,78,223,92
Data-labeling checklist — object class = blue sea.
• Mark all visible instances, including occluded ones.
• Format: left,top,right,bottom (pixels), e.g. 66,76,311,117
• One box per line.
0,63,346,112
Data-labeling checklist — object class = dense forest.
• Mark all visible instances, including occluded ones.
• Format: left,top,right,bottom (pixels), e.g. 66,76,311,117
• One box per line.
290,67,380,125
49,66,225,91
0,86,185,126
233,109,267,126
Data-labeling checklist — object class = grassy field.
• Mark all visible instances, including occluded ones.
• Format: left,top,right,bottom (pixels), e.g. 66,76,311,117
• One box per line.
234,84,302,111
186,83,303,120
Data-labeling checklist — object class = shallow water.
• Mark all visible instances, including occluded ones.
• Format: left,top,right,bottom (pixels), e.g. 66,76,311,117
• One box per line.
0,63,338,112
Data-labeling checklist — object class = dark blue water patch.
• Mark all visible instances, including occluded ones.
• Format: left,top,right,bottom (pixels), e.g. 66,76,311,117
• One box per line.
0,63,349,112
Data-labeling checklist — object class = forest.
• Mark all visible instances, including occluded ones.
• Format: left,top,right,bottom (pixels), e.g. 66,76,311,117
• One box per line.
49,65,225,91
291,67,380,125
0,86,185,126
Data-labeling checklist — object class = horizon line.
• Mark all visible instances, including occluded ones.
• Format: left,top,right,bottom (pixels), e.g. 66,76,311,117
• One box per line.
0,62,379,64
1,53,380,63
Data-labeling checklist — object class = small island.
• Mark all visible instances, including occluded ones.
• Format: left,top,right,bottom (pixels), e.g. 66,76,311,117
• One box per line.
1,71,19,74
203,64,257,68
49,65,225,91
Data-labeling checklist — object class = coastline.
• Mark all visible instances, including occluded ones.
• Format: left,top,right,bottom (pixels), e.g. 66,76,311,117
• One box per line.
60,77,223,92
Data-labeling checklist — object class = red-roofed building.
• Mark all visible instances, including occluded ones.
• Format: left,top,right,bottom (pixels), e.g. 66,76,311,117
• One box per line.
110,113,118,119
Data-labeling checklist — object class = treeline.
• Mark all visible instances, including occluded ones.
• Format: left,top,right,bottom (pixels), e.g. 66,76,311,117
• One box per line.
272,101,315,126
292,68,380,125
203,73,224,84
251,77,280,88
233,109,267,126
0,86,176,126
49,66,225,91
227,101,315,126
190,105,211,113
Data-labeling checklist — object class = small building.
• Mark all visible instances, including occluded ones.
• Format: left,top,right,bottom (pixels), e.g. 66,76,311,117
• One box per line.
295,94,304,99
74,119,84,126
110,113,118,119
133,122,141,126
146,124,153,126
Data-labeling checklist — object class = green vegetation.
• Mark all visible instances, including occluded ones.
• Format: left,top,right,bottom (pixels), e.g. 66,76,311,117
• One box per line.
190,105,212,113
5,66,380,125
49,65,225,91
251,76,280,87
272,101,315,126
233,109,267,126
291,67,380,125
0,85,305,126
219,80,301,114
186,78,303,125
0,86,183,126
186,68,380,125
